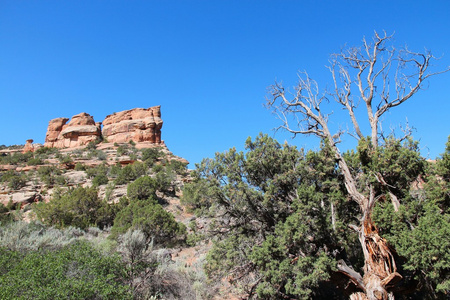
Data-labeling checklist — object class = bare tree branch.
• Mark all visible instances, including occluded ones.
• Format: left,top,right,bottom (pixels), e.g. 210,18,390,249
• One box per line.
267,31,449,299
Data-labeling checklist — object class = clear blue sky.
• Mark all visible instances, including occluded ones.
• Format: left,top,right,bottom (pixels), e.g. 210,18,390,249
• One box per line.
1,1,449,166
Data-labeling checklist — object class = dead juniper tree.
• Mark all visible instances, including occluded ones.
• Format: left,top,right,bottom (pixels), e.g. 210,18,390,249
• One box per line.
266,31,449,300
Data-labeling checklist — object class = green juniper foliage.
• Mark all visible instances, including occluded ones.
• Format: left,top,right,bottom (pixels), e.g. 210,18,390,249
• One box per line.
35,186,115,230
191,133,449,299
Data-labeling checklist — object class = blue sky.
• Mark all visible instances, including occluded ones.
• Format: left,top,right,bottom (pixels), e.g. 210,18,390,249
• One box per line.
1,1,449,166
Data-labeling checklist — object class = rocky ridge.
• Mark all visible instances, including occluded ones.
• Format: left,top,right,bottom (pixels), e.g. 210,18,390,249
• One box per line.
43,106,163,149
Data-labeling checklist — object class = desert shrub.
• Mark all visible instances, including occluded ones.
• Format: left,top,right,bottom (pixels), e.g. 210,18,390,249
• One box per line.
108,163,122,178
8,175,27,190
74,162,86,171
34,147,59,156
0,151,33,165
27,157,44,166
115,165,135,185
92,174,109,186
54,175,67,186
167,159,188,175
181,177,215,215
117,229,156,291
111,200,186,245
0,170,14,182
58,154,73,164
0,170,27,190
0,204,13,224
142,148,163,165
70,148,84,158
116,144,129,157
85,164,108,179
127,176,157,201
0,204,8,214
114,164,144,185
86,149,107,160
131,161,147,177
0,221,79,252
0,241,132,299
155,168,176,194
37,166,62,186
86,141,98,150
117,229,198,299
152,163,163,173
35,186,104,229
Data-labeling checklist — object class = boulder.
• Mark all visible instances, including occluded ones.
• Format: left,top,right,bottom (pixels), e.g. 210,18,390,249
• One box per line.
44,113,102,148
102,106,163,144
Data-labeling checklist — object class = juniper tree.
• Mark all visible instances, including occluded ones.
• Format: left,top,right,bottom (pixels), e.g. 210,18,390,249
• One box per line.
266,32,449,299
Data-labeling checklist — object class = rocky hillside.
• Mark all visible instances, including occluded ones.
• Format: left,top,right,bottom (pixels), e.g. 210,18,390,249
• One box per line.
0,141,187,218
0,107,243,299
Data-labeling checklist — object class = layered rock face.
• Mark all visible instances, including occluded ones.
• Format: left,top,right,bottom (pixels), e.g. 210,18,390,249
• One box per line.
44,113,102,148
43,107,163,148
102,106,163,144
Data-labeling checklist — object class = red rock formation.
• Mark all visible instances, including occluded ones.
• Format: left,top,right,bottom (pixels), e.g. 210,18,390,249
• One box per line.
22,139,35,153
44,113,101,148
102,106,163,144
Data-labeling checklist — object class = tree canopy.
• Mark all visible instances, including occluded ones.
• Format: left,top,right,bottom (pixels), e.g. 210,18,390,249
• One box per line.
185,133,450,299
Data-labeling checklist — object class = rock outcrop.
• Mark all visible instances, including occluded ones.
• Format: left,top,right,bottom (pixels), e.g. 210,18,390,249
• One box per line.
22,139,35,153
102,106,163,144
43,106,163,149
44,113,102,148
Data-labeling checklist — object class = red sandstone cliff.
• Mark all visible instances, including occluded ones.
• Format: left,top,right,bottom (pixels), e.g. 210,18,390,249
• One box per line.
44,113,101,148
43,106,163,148
102,106,163,144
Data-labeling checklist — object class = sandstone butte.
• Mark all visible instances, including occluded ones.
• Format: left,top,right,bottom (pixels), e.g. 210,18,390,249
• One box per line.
43,106,163,148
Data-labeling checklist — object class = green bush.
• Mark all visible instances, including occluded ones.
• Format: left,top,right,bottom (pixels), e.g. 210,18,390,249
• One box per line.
131,161,147,177
111,200,186,245
58,154,73,164
116,144,129,157
8,175,26,190
167,159,188,175
155,168,176,194
92,174,109,186
34,147,59,156
35,186,103,229
86,149,107,160
27,157,44,166
127,176,157,201
0,241,132,299
85,164,108,179
0,152,33,165
86,141,98,150
142,148,163,165
114,162,148,185
108,163,122,178
114,165,136,185
37,166,62,187
152,163,163,173
181,178,214,215
0,170,27,190
74,162,86,171
0,203,13,224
